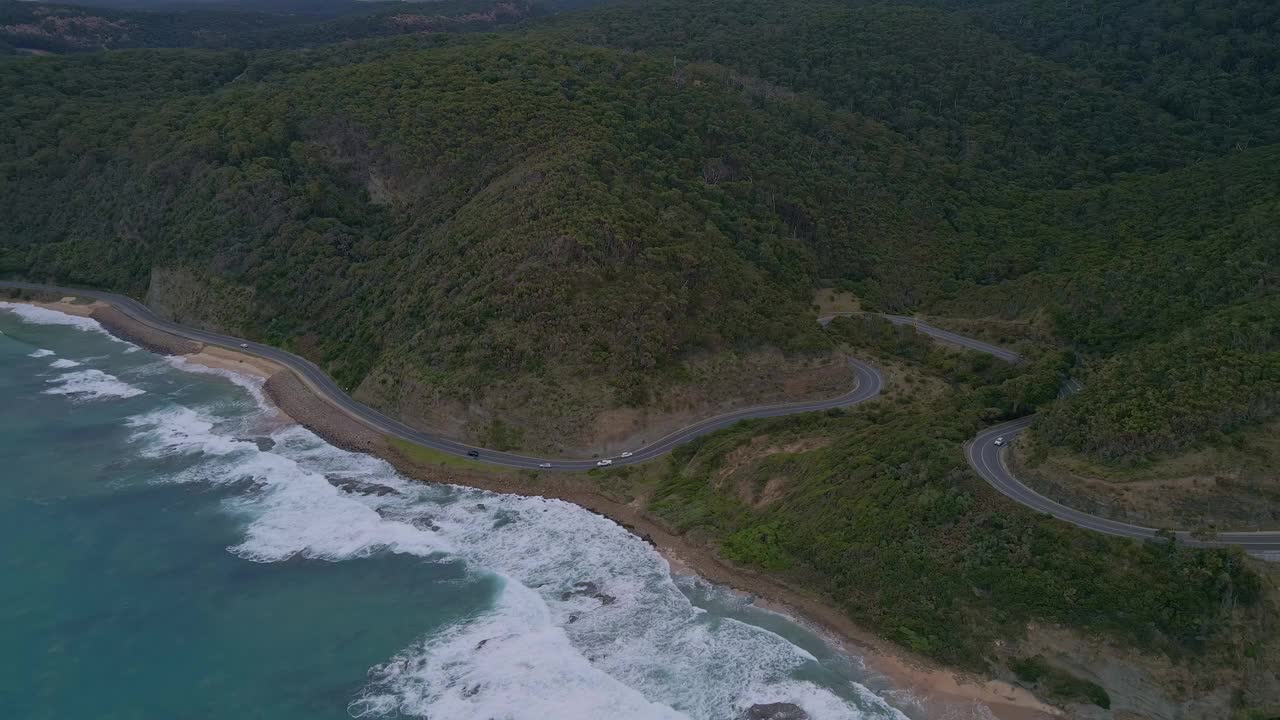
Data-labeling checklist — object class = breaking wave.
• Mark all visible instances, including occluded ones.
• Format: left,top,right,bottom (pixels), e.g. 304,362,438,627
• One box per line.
45,368,146,401
124,395,907,720
0,302,123,342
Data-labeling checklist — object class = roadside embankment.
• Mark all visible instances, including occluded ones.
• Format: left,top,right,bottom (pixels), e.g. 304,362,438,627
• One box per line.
90,304,203,355
263,370,385,454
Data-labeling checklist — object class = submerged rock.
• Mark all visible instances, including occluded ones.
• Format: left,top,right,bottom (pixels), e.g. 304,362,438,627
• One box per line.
236,436,276,452
325,474,401,497
745,702,809,720
410,516,440,532
560,580,617,606
372,507,440,531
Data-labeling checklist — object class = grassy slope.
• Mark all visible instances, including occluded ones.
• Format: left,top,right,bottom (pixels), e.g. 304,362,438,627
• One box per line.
1014,419,1280,532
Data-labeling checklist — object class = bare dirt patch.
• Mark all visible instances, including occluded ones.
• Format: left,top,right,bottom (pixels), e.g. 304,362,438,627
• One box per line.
813,287,861,316
712,435,832,507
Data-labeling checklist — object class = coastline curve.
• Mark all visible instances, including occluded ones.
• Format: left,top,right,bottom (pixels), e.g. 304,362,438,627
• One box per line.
7,280,1277,555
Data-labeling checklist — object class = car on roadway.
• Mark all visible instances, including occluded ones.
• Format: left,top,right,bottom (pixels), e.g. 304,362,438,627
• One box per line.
538,462,552,469
620,451,634,458
467,450,480,458
596,459,613,467
239,343,249,348
993,437,1005,446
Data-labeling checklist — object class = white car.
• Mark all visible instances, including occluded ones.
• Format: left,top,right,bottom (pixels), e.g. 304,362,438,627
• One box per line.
596,459,613,467
538,462,552,469
239,343,249,348
620,451,634,458
993,437,1005,446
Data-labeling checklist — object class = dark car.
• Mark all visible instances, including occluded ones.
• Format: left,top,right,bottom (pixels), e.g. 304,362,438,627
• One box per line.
466,450,480,458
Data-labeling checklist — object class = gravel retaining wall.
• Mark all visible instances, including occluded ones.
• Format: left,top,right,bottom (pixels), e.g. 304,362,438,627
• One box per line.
264,370,384,453
90,305,203,355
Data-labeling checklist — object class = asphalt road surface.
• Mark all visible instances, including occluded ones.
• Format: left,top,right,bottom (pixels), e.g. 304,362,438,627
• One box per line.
818,312,1022,362
7,280,1277,554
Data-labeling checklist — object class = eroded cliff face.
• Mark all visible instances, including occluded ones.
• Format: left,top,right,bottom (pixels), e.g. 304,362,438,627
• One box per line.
145,266,257,336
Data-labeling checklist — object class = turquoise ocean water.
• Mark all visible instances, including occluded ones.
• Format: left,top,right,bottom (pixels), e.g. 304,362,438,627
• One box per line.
1,303,915,720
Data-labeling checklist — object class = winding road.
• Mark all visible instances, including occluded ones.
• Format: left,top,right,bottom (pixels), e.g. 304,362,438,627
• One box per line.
970,419,1280,557
1,281,882,471
5,280,1278,556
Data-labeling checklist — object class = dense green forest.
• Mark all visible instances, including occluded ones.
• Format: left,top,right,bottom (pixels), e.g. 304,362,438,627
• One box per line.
0,0,538,54
4,0,1280,706
929,0,1280,144
554,0,1252,188
3,0,1276,467
0,34,972,410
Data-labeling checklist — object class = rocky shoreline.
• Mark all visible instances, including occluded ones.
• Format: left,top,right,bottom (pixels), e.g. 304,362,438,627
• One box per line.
5,292,1059,720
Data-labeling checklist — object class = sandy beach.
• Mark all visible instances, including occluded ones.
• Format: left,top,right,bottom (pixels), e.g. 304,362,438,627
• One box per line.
182,345,285,380
6,293,1060,720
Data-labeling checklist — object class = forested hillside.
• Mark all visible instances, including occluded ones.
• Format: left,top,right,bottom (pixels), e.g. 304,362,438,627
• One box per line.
5,0,1280,713
937,146,1280,458
555,0,1238,188
5,0,1279,459
0,34,971,449
549,0,1280,462
930,0,1280,145
0,0,538,54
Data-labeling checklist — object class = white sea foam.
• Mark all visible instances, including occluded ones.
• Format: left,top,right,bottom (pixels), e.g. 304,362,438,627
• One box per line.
44,369,145,400
127,408,448,561
123,399,905,720
29,348,55,358
50,358,82,369
0,302,121,340
352,580,688,720
165,355,274,415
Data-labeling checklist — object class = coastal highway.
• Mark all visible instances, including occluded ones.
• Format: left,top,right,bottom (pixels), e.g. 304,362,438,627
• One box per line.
7,280,1277,555
0,281,882,472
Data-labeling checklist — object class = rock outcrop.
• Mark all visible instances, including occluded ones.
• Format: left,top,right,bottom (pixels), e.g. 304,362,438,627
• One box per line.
745,702,809,720
560,581,617,605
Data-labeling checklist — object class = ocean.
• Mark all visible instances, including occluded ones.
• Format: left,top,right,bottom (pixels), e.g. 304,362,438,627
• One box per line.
0,302,913,720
